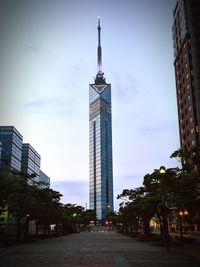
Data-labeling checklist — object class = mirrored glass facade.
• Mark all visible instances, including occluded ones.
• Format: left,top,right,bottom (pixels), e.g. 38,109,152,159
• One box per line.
39,170,50,189
21,143,41,185
0,126,22,172
89,83,113,220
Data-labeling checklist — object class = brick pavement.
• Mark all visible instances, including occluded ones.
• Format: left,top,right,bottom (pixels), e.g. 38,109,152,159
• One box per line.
0,231,199,267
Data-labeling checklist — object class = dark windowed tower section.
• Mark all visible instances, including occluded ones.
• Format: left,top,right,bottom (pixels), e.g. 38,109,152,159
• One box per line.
0,126,22,171
0,126,50,188
173,0,200,151
21,143,41,185
89,18,113,221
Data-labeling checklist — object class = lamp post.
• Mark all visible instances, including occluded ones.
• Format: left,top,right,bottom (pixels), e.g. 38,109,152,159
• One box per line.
179,210,188,240
159,166,170,252
107,204,110,213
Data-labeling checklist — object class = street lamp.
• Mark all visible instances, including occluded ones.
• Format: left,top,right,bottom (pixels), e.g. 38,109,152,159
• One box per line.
159,166,169,252
107,204,110,215
179,209,189,239
159,166,166,174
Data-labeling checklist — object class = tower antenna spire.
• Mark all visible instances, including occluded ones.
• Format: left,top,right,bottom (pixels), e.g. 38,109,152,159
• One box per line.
97,16,102,73
95,17,105,84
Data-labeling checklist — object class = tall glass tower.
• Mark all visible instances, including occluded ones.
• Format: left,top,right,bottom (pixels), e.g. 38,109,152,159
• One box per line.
89,18,113,221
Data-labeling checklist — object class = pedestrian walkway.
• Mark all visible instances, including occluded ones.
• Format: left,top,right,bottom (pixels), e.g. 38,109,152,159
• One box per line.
0,231,199,267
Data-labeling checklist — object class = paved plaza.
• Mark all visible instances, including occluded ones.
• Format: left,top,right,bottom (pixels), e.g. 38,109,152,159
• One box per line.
0,231,199,267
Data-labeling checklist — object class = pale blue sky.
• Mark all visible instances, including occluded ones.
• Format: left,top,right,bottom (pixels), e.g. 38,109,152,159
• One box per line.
0,0,179,210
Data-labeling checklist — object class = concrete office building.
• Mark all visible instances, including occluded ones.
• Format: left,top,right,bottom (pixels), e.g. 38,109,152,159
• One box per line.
89,19,113,221
0,126,22,172
172,0,200,151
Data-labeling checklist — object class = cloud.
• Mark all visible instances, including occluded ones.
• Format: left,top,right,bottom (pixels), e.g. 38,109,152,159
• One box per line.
114,174,143,191
112,73,139,102
50,177,143,212
26,99,53,107
25,98,76,116
51,180,88,207
139,121,176,134
26,44,40,54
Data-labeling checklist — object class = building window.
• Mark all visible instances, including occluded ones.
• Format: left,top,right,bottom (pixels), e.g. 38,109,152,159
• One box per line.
190,117,193,122
191,128,194,134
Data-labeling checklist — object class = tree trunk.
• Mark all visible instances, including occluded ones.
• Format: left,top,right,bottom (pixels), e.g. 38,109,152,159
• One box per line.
43,223,46,235
35,221,39,237
16,221,21,240
143,217,150,236
162,206,169,252
55,223,58,235
157,214,164,239
24,217,30,239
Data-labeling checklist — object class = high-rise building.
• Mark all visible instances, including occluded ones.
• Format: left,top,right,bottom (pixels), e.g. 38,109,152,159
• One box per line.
89,18,113,221
39,170,50,189
0,126,51,187
0,126,22,172
21,143,41,184
172,0,200,151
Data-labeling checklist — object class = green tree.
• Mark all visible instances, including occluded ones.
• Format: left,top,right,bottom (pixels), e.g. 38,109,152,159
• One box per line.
4,172,36,239
143,167,178,245
80,209,96,230
0,171,11,215
34,188,63,236
171,146,200,230
117,187,155,236
63,204,85,233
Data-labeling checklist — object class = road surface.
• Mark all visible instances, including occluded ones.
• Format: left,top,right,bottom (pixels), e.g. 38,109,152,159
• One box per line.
0,231,199,267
